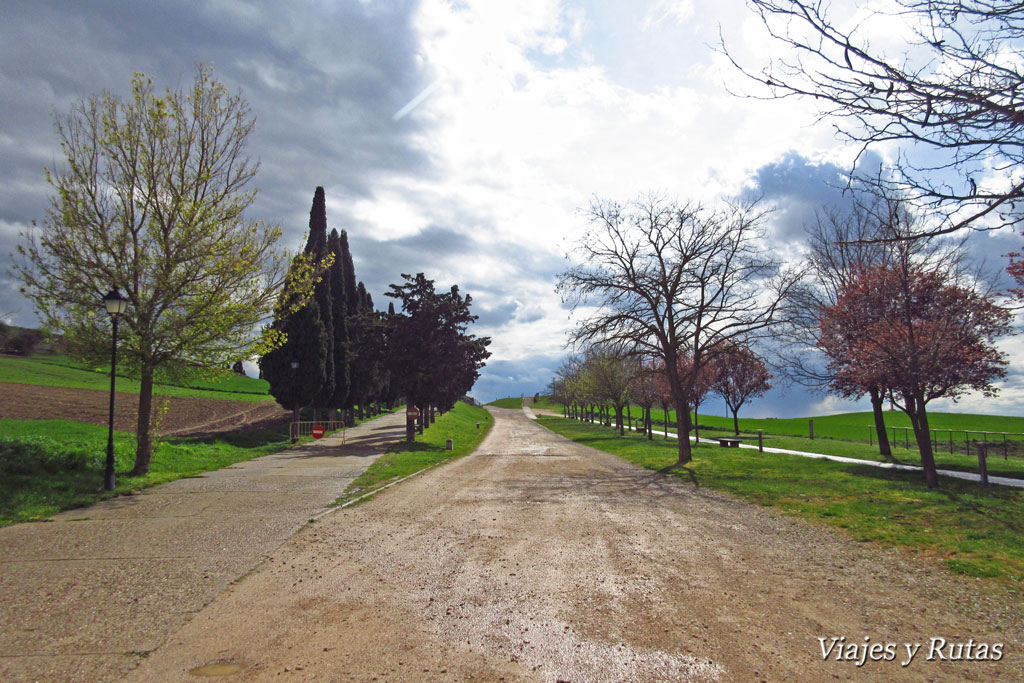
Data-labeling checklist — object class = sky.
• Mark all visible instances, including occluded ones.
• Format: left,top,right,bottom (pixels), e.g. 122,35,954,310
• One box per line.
1,0,1022,418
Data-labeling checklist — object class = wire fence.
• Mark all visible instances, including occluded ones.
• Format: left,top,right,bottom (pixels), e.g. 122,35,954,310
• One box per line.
867,426,1024,459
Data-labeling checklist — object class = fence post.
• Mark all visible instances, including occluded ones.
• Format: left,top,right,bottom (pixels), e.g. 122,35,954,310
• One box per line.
758,429,763,453
976,441,989,487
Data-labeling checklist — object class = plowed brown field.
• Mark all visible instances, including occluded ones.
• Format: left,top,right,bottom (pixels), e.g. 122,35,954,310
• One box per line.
0,382,287,436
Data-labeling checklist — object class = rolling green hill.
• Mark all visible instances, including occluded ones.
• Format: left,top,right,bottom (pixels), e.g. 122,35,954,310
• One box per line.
487,397,525,409
0,355,272,403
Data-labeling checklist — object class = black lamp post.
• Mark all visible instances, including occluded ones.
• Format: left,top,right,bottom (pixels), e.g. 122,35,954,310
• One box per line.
289,360,299,441
102,288,129,491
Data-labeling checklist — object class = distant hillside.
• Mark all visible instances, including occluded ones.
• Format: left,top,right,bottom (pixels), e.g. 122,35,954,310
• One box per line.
0,354,271,403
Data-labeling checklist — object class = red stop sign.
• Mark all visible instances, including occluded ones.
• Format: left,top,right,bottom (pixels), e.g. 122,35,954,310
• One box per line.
311,424,325,439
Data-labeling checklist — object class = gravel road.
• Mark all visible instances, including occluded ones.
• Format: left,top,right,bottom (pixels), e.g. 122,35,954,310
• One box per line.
127,406,1023,681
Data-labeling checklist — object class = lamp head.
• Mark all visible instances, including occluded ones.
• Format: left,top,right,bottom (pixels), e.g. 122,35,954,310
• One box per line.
103,288,129,316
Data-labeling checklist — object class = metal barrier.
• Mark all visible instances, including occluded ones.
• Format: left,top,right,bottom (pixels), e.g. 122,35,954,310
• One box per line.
867,426,1023,458
289,420,346,443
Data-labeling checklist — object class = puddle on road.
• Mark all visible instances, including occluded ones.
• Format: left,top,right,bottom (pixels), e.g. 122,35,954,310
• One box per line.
188,662,244,677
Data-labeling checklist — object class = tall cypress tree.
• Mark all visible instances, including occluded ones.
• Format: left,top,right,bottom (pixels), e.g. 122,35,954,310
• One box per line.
339,230,360,414
349,281,377,418
259,271,328,422
340,230,358,315
304,187,334,415
327,228,350,415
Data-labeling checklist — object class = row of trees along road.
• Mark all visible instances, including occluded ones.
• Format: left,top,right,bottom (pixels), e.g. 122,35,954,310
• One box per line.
555,195,795,469
548,342,772,441
260,187,492,431
556,188,1012,489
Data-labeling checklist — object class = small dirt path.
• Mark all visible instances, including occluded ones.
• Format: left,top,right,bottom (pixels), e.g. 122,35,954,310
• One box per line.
126,406,1023,681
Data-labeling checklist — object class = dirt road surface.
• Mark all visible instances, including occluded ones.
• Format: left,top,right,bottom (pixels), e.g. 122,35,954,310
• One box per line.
127,406,1022,681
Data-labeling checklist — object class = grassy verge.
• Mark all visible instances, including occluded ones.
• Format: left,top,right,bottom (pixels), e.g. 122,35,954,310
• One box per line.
539,396,1024,443
685,426,1024,480
0,355,272,402
532,396,563,412
549,402,1024,480
0,418,294,526
487,397,524,409
336,401,494,505
536,416,1024,586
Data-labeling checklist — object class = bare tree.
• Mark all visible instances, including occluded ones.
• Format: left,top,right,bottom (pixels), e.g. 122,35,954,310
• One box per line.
558,195,801,465
726,0,1024,237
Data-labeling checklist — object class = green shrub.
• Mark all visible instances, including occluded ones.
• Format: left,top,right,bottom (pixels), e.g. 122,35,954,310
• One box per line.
0,437,98,475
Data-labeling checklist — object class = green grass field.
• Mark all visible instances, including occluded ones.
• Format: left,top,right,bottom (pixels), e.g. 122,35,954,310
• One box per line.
532,395,562,412
536,416,1024,586
0,418,293,526
487,397,525,409
0,355,272,402
337,402,494,505
543,397,1024,450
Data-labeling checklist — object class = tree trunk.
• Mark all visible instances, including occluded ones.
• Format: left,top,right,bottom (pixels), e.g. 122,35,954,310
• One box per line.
417,410,424,434
907,393,939,488
662,401,668,439
869,387,892,459
131,365,155,475
430,405,436,424
674,395,692,465
626,404,632,431
646,406,653,440
732,407,740,436
693,399,700,440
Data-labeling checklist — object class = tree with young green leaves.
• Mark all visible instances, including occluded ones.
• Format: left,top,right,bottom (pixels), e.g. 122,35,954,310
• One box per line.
15,64,294,475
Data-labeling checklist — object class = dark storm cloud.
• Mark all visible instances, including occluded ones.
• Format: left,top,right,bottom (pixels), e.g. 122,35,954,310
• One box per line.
343,221,564,317
0,0,431,325
744,151,884,246
470,354,565,404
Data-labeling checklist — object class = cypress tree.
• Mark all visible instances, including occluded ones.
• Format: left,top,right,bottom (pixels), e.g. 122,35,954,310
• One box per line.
304,187,334,416
259,285,328,422
339,230,359,418
349,281,375,419
340,230,358,315
327,228,350,416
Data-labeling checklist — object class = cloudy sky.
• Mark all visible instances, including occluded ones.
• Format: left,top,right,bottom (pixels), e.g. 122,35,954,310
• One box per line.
2,0,1022,417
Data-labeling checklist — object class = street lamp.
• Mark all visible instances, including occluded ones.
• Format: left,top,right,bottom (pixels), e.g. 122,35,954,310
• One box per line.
102,288,129,491
289,360,299,441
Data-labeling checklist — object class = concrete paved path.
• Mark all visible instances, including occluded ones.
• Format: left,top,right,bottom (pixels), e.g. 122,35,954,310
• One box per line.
0,410,407,683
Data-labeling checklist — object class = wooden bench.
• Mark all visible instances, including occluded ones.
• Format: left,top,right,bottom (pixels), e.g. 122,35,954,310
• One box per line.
717,437,742,448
